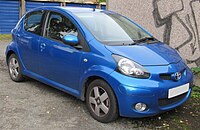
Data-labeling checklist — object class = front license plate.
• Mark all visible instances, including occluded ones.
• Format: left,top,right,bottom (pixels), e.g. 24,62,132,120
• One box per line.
168,83,189,99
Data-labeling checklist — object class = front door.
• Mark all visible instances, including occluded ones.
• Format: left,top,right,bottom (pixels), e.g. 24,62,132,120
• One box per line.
38,11,84,91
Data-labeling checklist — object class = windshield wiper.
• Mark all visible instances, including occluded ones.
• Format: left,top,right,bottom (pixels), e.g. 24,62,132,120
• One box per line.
108,37,158,46
133,37,158,43
128,42,137,45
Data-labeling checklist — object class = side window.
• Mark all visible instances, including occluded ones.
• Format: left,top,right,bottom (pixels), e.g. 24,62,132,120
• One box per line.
46,12,78,42
24,11,43,35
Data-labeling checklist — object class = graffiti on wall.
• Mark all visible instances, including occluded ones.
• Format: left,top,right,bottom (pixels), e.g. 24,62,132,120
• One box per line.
152,0,200,66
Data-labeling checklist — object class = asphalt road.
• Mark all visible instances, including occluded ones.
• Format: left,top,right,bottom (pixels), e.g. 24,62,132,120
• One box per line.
0,41,153,130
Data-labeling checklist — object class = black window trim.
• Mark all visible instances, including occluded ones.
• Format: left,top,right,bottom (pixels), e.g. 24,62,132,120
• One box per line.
43,10,90,52
41,10,49,37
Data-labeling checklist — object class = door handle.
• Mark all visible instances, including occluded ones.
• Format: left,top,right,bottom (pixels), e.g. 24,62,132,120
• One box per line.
40,43,46,51
16,34,20,37
40,43,46,49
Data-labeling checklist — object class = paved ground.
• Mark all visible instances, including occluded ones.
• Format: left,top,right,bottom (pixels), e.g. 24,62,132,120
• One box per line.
0,40,199,130
0,41,148,130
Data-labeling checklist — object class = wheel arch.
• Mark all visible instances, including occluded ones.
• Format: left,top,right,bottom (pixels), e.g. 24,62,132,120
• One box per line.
80,74,119,108
6,50,16,64
81,75,105,101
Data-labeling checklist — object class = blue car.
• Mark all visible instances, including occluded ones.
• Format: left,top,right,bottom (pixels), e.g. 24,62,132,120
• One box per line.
6,7,193,123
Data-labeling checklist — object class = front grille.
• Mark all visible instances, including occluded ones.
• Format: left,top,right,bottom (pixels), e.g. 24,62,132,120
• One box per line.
158,92,187,107
159,74,172,80
159,69,185,80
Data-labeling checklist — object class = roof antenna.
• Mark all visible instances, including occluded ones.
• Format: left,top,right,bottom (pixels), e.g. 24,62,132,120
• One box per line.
93,8,95,11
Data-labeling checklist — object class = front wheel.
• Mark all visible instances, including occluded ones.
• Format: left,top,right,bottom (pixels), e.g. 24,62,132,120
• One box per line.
8,54,24,82
86,79,118,123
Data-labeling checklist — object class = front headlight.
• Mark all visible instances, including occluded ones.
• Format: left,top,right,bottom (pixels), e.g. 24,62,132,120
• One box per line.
112,55,150,78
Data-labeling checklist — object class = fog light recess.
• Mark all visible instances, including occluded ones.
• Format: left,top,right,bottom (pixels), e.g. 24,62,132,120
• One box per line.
134,103,147,111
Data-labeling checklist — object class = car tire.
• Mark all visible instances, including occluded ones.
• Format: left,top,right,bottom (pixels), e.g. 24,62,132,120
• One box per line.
8,54,24,82
86,79,118,123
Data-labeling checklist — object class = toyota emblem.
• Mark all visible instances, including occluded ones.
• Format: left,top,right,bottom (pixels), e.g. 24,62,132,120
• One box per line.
174,72,182,81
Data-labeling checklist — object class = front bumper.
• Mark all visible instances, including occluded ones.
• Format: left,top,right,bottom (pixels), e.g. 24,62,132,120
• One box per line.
108,65,193,118
117,84,192,117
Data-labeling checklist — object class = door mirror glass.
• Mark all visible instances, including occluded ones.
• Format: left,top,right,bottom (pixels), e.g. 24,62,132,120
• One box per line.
63,34,79,46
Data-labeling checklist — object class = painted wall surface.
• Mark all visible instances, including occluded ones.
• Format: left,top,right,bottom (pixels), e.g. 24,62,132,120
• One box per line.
108,0,200,67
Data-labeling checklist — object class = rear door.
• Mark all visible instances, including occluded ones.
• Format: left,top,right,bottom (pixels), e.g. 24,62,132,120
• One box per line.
17,10,45,73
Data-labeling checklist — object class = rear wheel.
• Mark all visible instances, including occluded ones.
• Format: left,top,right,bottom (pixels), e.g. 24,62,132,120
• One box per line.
86,79,118,123
8,54,24,82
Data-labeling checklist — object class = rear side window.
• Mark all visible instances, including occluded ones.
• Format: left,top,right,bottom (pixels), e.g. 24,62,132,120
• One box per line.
24,11,44,35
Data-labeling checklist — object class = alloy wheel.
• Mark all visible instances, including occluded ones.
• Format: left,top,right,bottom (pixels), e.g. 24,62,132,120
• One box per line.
9,57,19,79
89,86,110,117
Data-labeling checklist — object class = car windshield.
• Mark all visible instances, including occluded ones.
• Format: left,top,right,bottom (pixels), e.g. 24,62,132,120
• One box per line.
75,12,152,45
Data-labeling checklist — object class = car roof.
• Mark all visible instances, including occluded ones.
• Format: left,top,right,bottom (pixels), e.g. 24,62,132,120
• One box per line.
60,6,103,13
32,6,111,14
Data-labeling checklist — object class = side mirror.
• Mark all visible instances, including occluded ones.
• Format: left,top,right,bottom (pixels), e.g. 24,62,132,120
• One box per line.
63,34,79,46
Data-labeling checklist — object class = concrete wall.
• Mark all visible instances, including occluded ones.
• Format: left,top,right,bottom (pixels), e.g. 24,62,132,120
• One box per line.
108,0,200,67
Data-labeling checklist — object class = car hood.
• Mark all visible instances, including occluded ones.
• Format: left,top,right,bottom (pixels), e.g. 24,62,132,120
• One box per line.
105,42,182,66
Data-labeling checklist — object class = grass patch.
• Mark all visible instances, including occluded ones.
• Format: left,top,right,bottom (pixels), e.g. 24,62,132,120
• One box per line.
99,0,106,2
0,34,12,41
191,67,200,77
192,86,200,99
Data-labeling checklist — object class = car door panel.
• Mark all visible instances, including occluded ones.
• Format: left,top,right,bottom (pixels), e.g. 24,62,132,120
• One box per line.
17,11,44,73
38,11,84,90
38,38,83,90
17,32,40,73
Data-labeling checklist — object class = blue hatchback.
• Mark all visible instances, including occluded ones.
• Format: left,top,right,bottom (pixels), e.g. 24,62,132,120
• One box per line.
6,7,193,123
